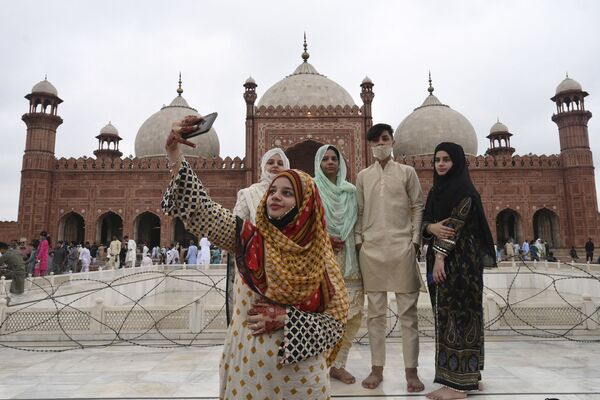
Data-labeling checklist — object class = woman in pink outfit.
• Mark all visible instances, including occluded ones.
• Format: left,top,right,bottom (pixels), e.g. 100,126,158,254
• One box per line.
35,231,50,277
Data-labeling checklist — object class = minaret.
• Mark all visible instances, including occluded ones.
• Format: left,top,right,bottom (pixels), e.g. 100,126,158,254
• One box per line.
360,76,374,131
243,76,257,185
19,77,63,239
551,74,597,246
94,121,123,160
485,119,515,157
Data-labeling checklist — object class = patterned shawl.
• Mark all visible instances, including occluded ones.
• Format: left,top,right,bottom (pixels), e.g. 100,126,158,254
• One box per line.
236,169,345,323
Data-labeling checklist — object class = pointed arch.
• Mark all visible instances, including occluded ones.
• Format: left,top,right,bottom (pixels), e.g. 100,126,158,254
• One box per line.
173,217,198,246
57,212,85,244
96,211,123,245
495,208,522,245
134,211,161,248
533,208,560,248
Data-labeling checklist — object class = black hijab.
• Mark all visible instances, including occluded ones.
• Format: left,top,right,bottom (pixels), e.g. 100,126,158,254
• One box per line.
424,142,496,266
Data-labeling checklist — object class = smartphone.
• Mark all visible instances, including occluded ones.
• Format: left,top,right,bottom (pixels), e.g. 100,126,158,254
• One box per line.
181,112,218,140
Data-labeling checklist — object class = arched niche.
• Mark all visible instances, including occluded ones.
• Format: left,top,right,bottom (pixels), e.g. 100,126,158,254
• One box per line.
134,211,161,248
495,208,522,245
533,208,560,248
97,211,123,245
58,212,85,244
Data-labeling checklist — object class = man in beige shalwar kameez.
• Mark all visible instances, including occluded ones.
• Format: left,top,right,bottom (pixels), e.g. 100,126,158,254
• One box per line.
355,123,425,392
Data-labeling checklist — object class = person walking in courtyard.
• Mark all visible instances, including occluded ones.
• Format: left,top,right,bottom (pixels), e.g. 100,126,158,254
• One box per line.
422,142,496,400
199,237,211,266
355,123,425,391
585,237,594,263
186,240,198,265
35,231,50,276
124,236,137,267
314,144,364,385
78,242,92,272
0,242,26,296
108,236,121,270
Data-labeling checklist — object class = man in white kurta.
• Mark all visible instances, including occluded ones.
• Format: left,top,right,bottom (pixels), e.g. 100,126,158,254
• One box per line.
124,236,136,268
199,237,211,266
355,123,425,392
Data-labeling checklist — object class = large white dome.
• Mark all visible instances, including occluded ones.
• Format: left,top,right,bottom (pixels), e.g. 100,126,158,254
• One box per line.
135,90,219,159
257,45,355,108
394,86,478,156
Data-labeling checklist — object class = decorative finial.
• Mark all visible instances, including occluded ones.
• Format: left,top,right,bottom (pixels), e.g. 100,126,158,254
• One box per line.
566,71,569,79
177,72,183,96
301,32,310,63
427,71,434,95
44,74,47,80
497,117,500,123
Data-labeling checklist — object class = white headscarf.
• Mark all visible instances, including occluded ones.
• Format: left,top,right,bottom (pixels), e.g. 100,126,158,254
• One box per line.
233,148,290,223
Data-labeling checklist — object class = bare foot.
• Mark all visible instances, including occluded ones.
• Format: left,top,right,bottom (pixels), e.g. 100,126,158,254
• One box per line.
361,366,384,389
405,367,424,392
330,366,356,384
426,387,467,400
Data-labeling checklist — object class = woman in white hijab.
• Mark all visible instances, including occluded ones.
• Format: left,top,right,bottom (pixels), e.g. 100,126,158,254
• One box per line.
233,148,290,223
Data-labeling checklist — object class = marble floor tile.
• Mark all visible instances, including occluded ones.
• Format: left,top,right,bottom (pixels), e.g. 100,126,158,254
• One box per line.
0,339,598,399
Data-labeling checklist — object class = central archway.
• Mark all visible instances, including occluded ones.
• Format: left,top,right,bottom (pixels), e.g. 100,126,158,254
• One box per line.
285,139,324,176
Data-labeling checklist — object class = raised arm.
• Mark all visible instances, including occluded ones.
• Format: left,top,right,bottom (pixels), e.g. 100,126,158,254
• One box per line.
161,159,236,253
162,114,236,253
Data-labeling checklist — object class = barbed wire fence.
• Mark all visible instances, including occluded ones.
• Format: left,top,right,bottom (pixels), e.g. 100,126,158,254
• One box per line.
1,255,599,354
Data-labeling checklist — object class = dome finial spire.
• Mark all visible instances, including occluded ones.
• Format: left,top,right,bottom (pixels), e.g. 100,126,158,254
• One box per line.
177,72,183,96
427,71,434,95
301,32,310,63
566,71,569,79
44,73,47,80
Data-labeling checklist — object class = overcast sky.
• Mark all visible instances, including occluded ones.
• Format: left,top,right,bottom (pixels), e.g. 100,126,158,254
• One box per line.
1,1,599,220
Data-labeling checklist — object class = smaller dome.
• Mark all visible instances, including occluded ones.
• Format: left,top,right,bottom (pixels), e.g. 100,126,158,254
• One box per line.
490,120,509,134
555,76,582,95
245,76,256,85
31,78,58,96
362,76,373,84
100,122,119,136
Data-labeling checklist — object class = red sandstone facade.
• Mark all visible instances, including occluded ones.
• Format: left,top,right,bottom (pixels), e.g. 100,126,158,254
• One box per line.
0,74,597,251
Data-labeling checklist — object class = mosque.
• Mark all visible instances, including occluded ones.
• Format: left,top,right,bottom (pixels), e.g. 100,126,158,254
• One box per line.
0,41,597,251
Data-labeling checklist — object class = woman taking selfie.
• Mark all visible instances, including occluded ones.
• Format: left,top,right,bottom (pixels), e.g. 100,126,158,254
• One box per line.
162,115,348,399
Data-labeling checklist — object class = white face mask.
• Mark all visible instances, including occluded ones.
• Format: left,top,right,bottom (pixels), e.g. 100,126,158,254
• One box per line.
372,145,393,160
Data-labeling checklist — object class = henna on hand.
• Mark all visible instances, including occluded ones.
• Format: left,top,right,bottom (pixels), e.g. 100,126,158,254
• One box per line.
246,301,286,335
